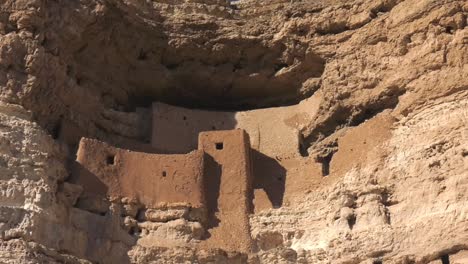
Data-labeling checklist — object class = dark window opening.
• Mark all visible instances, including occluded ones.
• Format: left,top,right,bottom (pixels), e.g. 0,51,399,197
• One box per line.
162,171,167,177
106,155,115,165
445,26,454,34
441,254,450,264
215,143,223,150
318,153,334,177
347,214,356,229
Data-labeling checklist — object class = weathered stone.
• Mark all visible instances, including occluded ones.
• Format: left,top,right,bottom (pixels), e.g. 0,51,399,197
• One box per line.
0,0,467,263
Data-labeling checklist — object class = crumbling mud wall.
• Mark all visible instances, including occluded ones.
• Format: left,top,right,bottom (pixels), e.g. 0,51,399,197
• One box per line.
74,138,206,209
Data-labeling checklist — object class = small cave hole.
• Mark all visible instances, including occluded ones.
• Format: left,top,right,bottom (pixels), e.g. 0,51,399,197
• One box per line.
162,171,167,177
441,254,450,264
165,63,179,70
129,226,142,236
445,26,454,34
106,155,115,165
347,214,356,229
215,142,224,150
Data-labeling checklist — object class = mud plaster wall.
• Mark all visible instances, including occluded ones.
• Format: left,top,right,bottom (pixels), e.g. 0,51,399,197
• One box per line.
198,129,254,253
74,138,206,209
152,98,320,158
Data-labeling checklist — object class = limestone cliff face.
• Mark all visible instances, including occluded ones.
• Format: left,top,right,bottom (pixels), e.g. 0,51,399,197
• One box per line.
0,0,467,263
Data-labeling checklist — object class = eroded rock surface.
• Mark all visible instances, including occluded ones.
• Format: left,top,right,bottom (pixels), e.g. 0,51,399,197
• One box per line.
0,0,467,263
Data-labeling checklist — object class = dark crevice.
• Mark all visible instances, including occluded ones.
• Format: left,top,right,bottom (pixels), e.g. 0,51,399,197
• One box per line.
51,119,62,140
316,24,350,36
298,133,309,157
317,152,334,176
347,214,356,229
441,254,450,264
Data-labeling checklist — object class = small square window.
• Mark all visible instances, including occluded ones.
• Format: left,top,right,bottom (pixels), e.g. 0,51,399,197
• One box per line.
215,142,223,150
106,155,115,165
162,171,167,177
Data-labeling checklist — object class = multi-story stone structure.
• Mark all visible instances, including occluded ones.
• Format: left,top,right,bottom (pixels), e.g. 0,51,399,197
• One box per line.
73,129,254,253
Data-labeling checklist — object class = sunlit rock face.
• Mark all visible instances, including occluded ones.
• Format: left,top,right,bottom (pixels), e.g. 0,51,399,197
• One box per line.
0,0,467,263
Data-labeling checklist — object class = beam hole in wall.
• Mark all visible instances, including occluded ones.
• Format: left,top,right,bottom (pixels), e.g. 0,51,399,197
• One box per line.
215,142,224,150
106,155,115,165
162,171,167,177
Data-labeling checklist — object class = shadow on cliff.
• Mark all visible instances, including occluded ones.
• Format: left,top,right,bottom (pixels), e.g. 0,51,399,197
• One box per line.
252,150,286,209
202,155,222,234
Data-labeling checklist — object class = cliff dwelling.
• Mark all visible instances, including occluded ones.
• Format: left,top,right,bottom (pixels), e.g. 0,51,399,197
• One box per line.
68,97,325,256
1,0,467,263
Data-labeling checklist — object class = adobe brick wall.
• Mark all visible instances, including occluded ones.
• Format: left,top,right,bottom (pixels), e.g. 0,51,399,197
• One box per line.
74,138,206,209
152,102,236,153
198,129,254,253
152,101,318,158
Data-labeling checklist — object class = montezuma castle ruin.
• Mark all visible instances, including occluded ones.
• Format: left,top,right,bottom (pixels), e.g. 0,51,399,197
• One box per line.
68,99,324,256
2,0,467,263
